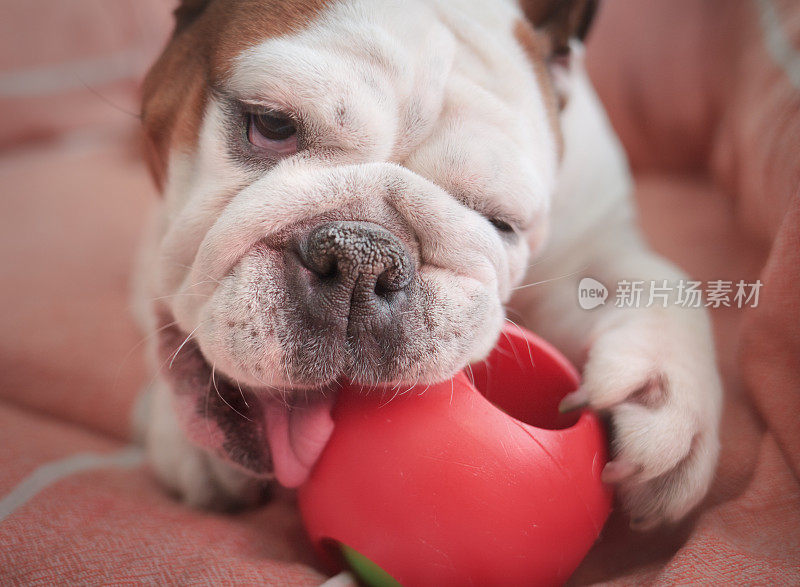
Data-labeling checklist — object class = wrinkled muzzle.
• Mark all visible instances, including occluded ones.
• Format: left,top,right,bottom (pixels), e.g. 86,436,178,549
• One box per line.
157,159,514,392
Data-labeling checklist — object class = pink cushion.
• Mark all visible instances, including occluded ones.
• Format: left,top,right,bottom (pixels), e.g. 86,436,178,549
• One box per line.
1,0,798,583
0,0,171,148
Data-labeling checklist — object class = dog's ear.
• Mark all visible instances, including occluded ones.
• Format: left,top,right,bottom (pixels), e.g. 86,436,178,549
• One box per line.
173,0,213,36
141,0,212,191
520,0,598,56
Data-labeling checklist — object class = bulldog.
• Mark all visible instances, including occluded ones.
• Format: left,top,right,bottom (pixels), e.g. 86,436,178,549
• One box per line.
134,0,722,531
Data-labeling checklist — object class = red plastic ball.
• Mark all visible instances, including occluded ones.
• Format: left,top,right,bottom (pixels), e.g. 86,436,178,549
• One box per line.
299,324,612,586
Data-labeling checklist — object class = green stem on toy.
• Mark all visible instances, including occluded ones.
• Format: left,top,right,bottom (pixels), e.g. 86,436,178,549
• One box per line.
340,543,402,587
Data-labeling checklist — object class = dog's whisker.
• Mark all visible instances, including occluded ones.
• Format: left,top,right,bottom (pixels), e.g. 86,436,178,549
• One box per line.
499,325,524,371
282,361,295,395
246,369,278,392
171,262,225,287
377,383,390,402
276,363,293,410
482,360,494,397
204,374,214,443
504,316,535,370
465,362,476,387
523,249,562,270
510,266,589,292
142,318,214,398
502,305,527,324
168,321,206,370
379,383,403,408
211,363,253,422
151,292,210,302
183,279,225,290
235,379,250,409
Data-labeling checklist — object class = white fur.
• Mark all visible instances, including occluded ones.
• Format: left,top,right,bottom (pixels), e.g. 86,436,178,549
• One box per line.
139,379,268,509
136,0,722,529
510,46,722,528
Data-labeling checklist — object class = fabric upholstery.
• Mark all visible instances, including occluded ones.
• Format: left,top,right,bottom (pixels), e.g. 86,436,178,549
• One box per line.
1,0,798,584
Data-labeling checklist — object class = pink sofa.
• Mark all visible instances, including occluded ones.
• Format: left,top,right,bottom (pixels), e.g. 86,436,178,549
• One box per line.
1,1,798,583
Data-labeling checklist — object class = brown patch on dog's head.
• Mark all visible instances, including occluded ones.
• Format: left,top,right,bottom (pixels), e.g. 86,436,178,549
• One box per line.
513,1,598,158
518,0,597,56
141,0,333,190
513,20,563,157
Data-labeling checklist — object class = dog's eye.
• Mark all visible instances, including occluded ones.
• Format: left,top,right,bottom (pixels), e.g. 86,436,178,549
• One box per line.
247,111,298,153
488,217,515,235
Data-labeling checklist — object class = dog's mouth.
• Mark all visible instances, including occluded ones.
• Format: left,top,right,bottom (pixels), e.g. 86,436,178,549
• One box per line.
154,237,501,486
157,322,337,488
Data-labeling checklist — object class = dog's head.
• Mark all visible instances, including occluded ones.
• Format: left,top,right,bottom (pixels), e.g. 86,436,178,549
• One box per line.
141,0,595,484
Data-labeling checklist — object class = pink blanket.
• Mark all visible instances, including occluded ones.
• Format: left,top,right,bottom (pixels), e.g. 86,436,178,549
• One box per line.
1,0,798,583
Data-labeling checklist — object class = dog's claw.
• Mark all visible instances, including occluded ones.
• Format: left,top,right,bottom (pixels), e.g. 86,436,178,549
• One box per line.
558,388,589,413
601,460,639,484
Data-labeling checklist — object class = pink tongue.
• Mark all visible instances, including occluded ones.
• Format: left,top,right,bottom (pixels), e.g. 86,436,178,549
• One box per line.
264,397,335,488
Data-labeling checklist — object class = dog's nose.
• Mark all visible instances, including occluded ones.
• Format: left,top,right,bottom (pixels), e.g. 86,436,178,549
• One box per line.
297,222,414,315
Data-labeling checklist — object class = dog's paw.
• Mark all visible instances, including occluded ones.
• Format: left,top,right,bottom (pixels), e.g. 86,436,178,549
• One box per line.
141,382,270,511
561,310,722,530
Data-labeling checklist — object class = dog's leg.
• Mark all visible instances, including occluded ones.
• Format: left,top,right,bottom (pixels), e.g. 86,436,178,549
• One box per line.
134,379,270,510
511,66,722,529
515,218,722,529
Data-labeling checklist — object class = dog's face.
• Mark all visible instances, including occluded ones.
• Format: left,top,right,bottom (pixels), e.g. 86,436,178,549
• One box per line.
142,0,594,481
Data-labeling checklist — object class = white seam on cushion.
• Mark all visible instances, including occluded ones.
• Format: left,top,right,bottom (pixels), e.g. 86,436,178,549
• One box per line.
754,0,800,89
0,49,146,97
0,446,143,523
319,571,358,587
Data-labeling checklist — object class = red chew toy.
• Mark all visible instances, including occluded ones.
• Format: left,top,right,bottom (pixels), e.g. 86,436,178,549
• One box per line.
299,324,612,586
